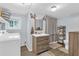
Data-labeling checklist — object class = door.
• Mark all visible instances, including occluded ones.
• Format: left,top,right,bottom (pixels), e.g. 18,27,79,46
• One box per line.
69,32,79,56
46,16,57,42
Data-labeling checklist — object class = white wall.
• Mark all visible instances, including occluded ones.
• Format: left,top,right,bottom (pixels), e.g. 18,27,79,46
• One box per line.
57,15,79,50
20,16,27,46
25,14,33,51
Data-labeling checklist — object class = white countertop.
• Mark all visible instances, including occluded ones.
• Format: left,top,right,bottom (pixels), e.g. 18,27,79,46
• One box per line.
0,33,20,42
32,34,49,37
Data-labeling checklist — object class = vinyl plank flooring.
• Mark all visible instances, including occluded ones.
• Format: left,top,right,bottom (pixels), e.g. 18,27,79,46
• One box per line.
21,45,69,56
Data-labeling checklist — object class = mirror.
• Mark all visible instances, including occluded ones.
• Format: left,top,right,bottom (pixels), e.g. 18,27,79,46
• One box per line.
30,13,47,34
34,17,47,34
35,19,43,30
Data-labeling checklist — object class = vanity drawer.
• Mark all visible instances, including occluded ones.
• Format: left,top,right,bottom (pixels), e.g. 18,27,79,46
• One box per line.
37,36,49,42
37,39,49,45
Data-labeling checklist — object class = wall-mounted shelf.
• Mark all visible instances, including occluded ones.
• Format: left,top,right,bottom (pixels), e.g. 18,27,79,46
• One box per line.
0,7,11,22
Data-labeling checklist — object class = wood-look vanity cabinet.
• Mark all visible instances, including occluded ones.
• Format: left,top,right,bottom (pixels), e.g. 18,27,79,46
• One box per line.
32,36,50,55
69,32,79,56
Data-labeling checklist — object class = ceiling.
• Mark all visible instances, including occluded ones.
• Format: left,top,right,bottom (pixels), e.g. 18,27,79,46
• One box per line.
0,3,79,19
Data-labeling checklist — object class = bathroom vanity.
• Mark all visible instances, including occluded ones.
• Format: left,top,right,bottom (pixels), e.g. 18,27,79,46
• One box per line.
32,34,50,55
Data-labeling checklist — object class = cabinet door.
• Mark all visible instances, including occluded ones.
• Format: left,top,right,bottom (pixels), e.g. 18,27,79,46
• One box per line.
73,33,78,56
69,32,79,56
78,33,79,55
0,40,20,56
69,32,74,56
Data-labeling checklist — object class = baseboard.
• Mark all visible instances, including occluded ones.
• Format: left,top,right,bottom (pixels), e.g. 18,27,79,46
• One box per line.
21,42,32,51
25,42,32,51
21,42,25,47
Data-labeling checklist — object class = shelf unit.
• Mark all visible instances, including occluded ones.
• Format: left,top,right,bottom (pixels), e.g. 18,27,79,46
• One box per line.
57,26,66,46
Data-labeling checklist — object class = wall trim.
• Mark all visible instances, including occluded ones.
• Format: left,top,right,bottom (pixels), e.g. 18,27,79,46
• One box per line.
21,42,25,46
21,42,32,51
25,42,32,51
